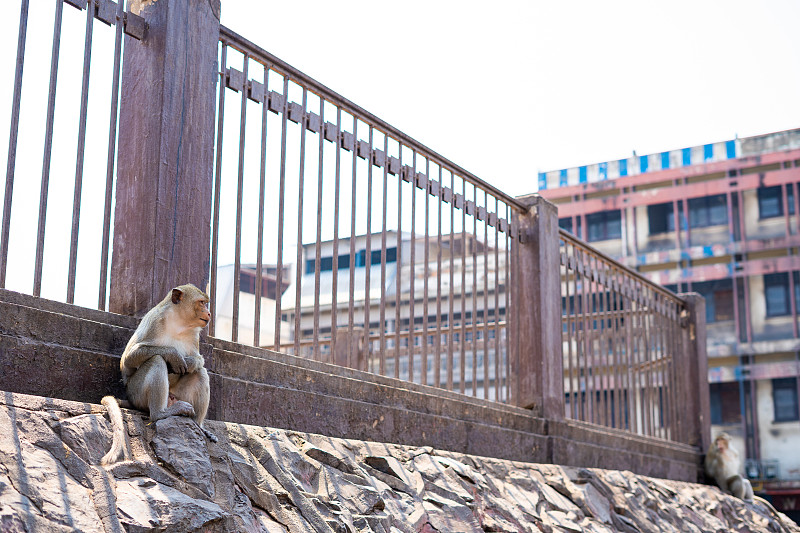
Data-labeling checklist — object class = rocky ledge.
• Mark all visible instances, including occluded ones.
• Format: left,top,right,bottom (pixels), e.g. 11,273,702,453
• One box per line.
0,391,796,533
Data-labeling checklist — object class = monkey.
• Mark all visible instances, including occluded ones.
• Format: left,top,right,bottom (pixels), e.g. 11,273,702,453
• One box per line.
705,432,795,531
101,284,217,465
705,432,753,501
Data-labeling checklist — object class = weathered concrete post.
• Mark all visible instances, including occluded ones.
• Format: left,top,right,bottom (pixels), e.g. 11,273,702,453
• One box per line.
510,195,564,419
110,0,220,316
678,292,711,452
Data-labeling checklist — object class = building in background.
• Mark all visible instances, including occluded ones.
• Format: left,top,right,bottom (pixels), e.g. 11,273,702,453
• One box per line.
213,264,291,346
537,128,800,519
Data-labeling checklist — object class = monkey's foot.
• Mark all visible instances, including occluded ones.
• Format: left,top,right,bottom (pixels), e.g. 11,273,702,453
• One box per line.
154,400,195,420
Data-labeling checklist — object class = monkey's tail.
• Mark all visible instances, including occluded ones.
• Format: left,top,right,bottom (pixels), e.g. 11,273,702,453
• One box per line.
101,396,129,465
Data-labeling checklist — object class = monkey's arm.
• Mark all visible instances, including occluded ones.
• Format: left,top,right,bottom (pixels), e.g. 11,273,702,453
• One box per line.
122,343,188,374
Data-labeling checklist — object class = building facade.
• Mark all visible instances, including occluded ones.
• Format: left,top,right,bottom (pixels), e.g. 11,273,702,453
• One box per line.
538,128,800,517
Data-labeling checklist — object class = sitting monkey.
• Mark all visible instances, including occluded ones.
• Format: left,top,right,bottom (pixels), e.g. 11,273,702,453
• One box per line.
705,432,753,501
101,284,217,465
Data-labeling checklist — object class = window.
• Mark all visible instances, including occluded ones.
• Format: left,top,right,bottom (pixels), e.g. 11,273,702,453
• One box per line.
586,210,621,242
559,217,573,234
688,194,728,228
757,185,795,219
709,382,742,425
693,279,734,323
648,202,675,235
305,247,397,274
772,378,799,422
764,273,791,317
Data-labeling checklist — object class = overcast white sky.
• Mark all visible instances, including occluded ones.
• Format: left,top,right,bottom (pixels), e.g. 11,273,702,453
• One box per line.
221,0,800,196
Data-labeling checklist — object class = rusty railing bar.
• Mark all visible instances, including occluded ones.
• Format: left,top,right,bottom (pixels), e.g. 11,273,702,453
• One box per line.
293,87,308,357
253,65,269,347
312,95,324,360
347,119,358,367
273,75,289,349
231,54,249,343
98,0,125,310
1,0,30,288
209,43,227,338
33,0,65,297
66,2,95,303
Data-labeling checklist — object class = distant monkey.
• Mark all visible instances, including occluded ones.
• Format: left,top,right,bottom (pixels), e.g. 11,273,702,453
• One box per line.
102,284,217,465
705,432,753,501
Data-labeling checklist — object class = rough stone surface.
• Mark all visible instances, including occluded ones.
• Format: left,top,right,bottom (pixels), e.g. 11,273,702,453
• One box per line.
0,391,797,533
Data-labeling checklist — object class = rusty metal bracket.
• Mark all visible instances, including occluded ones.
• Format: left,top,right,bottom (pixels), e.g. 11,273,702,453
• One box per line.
372,149,386,168
287,102,303,124
305,112,321,133
96,0,116,25
247,79,264,103
267,91,284,114
226,67,244,92
123,11,146,40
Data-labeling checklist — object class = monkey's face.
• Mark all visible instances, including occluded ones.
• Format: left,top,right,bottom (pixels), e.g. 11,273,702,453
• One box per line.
170,285,212,329
193,296,211,328
714,436,730,453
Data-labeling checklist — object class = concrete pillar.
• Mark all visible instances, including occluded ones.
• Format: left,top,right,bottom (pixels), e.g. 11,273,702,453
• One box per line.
110,0,220,316
510,196,564,419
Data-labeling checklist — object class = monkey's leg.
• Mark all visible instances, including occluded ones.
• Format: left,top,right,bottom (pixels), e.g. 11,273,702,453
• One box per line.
170,367,217,442
126,355,195,421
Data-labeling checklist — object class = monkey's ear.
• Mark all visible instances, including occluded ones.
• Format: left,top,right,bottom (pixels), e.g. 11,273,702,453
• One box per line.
171,288,183,304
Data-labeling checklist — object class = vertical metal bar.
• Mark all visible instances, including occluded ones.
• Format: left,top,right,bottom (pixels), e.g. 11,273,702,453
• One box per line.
422,158,430,386
347,120,359,366
66,2,95,304
471,185,478,397
254,66,269,347
493,197,501,402
483,191,490,400
598,260,610,427
330,109,342,358
379,134,388,374
581,248,594,423
98,0,124,310
273,76,290,349
209,44,227,337
363,125,374,372
0,0,29,288
408,152,417,383
294,87,308,357
394,144,403,380
460,177,467,394
505,203,511,402
312,98,325,359
610,266,623,429
33,0,65,297
231,55,249,344
564,243,575,418
434,165,443,389
447,170,455,392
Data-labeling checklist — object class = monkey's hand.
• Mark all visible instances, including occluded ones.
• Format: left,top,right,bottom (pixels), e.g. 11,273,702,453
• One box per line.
124,343,184,372
163,350,189,375
183,354,204,374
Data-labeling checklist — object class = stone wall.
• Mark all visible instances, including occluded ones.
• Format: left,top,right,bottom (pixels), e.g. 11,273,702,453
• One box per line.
0,391,796,533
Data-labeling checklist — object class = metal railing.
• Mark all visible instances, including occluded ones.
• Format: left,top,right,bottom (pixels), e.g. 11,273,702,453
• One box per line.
211,26,522,402
0,0,144,310
560,229,687,439
0,1,705,446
